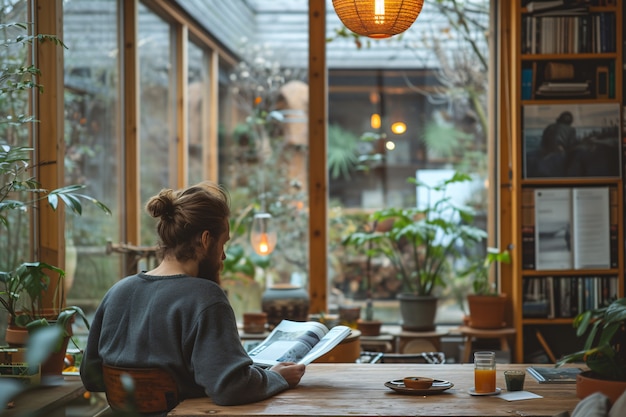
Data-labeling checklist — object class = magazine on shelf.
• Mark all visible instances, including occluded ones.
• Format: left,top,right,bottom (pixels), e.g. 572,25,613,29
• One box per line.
522,103,621,180
247,320,352,367
533,187,611,270
527,366,583,383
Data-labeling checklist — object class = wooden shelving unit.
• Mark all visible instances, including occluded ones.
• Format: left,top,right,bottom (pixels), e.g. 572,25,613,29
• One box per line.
502,1,624,363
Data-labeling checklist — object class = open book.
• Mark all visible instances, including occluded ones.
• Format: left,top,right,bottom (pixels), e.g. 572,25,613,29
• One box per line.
247,320,352,367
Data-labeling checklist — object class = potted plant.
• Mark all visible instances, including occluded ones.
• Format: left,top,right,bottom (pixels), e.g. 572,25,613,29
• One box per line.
343,172,487,331
556,297,626,403
0,146,110,379
0,24,110,380
458,246,511,329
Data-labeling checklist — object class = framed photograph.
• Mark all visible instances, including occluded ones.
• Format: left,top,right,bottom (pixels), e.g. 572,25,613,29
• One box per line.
523,103,621,179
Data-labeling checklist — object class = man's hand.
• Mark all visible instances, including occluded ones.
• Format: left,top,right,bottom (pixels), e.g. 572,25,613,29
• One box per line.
270,362,306,388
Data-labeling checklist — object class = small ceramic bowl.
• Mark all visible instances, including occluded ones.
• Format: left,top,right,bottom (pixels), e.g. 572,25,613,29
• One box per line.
403,377,434,389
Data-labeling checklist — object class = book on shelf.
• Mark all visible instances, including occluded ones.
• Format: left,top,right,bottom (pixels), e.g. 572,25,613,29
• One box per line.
527,366,582,384
247,320,351,367
571,187,611,269
525,1,566,13
522,275,618,318
522,12,615,54
522,189,536,270
522,68,534,100
536,81,590,98
524,1,589,13
534,187,611,271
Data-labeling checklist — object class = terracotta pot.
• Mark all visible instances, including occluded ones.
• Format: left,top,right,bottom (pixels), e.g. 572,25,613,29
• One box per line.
466,294,507,329
357,319,382,336
5,316,73,382
5,325,29,347
576,371,626,404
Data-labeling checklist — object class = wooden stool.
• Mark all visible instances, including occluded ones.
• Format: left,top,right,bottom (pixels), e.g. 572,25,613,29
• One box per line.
457,326,516,363
315,330,361,363
360,334,395,353
396,329,448,353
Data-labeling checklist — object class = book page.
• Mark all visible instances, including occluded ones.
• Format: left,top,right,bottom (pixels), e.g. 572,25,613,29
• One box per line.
299,325,352,365
572,187,610,269
535,188,572,270
247,320,349,367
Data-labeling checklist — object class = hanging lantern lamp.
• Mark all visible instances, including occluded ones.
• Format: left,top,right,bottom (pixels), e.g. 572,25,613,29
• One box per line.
250,212,277,256
332,0,424,39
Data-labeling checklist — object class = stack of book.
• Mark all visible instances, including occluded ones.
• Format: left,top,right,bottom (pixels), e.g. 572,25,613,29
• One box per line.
536,81,590,97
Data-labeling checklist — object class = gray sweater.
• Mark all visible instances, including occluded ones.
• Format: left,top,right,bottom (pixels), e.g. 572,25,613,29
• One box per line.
80,273,289,406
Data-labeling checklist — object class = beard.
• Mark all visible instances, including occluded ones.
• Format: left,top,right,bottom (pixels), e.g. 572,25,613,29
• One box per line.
197,247,222,284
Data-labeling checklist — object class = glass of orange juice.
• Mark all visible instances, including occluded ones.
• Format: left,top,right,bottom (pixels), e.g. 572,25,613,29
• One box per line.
474,351,496,393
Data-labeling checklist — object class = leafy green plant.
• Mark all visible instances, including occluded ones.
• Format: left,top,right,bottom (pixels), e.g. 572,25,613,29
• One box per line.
342,172,487,296
0,143,111,324
557,297,626,381
459,246,511,295
0,144,111,226
0,261,64,326
0,21,110,338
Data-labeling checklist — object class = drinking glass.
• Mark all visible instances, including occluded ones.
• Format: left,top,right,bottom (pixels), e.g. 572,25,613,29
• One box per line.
504,370,525,391
474,351,496,393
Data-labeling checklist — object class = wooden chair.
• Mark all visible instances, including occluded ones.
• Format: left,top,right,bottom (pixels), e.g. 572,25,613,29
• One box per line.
102,364,179,414
379,352,446,364
360,351,446,364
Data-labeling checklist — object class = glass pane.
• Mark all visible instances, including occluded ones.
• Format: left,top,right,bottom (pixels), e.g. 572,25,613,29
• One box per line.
219,39,310,322
187,40,208,185
0,0,30,345
327,2,491,325
63,0,121,307
138,2,175,246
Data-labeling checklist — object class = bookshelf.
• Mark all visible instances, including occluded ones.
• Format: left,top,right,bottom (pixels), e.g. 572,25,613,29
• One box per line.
503,0,624,363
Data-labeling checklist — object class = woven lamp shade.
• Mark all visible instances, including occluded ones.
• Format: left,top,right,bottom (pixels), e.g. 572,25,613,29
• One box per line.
332,0,424,39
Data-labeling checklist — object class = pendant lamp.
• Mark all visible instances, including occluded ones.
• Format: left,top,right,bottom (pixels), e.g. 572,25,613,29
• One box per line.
332,0,424,39
250,212,277,256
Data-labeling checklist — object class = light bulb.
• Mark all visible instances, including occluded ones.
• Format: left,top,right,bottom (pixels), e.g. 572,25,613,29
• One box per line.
391,122,406,134
374,0,385,24
250,212,277,256
258,234,270,254
370,113,381,129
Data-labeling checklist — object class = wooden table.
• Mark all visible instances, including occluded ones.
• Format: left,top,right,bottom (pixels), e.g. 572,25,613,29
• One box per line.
168,364,581,417
4,375,87,417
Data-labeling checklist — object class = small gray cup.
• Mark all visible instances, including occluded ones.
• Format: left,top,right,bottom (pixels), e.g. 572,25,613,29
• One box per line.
504,370,525,391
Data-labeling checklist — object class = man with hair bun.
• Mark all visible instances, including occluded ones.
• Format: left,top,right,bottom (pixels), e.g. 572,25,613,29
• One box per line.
81,181,305,413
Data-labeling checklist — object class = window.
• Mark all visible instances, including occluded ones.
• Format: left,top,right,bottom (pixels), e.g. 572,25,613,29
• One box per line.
2,1,494,332
325,2,492,324
187,39,210,185
138,2,176,246
63,0,122,303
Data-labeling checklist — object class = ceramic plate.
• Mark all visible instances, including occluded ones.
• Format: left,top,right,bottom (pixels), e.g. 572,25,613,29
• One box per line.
385,379,454,395
468,387,501,396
